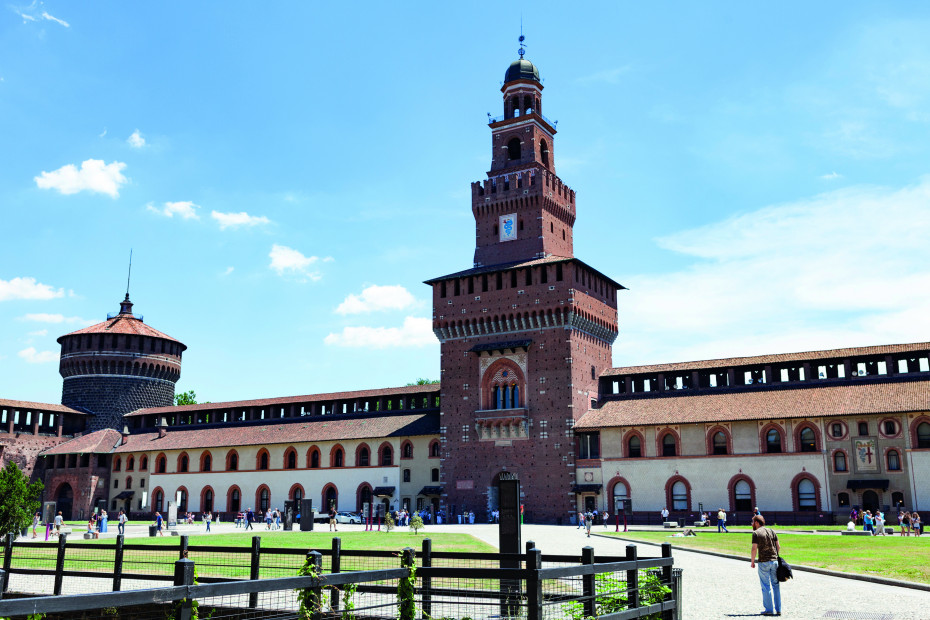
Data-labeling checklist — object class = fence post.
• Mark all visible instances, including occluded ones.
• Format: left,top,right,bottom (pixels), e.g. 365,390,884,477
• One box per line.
113,534,125,591
308,551,323,620
399,547,415,620
173,556,196,620
53,534,67,595
581,546,595,618
248,535,261,608
0,569,4,600
331,537,341,612
2,535,12,593
526,547,542,620
625,544,639,612
179,534,189,559
421,538,432,620
661,543,673,620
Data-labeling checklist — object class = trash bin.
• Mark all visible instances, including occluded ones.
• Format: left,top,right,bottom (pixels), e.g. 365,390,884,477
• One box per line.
149,525,157,537
678,518,685,528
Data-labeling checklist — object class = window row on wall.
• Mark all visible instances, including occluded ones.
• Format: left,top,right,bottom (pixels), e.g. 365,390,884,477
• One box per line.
581,419,930,460
606,473,824,513
63,333,182,356
141,481,408,515
116,440,442,474
831,448,904,473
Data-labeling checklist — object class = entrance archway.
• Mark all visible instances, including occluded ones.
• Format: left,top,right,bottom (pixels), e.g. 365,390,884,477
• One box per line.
862,490,880,513
55,483,74,521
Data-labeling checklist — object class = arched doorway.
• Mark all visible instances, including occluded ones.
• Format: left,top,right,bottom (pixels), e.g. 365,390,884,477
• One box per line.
55,483,74,520
324,486,338,511
862,490,880,514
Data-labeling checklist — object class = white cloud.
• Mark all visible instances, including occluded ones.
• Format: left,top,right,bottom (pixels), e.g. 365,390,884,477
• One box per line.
127,130,146,148
0,277,64,301
324,316,435,348
211,210,271,230
27,329,48,337
147,201,200,220
222,266,234,276
99,127,107,138
41,11,68,27
35,159,127,198
18,347,59,364
335,285,417,315
820,172,842,180
268,244,329,280
614,177,930,367
21,313,93,325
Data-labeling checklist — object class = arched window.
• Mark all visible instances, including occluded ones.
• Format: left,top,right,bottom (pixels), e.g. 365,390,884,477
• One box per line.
125,476,132,489
202,488,214,512
177,488,188,513
227,451,239,471
734,480,752,511
887,449,901,471
511,385,519,408
916,422,930,449
381,445,393,466
540,139,549,168
229,487,241,512
358,446,370,467
156,455,166,474
139,455,147,470
494,386,502,409
507,137,521,160
285,448,297,470
671,481,687,510
292,485,303,505
113,457,122,472
484,360,526,411
324,485,338,511
333,448,344,468
258,487,270,513
178,454,189,473
202,453,212,472
834,451,847,472
797,478,817,511
627,435,642,458
799,427,817,452
661,433,677,457
310,449,320,469
765,429,782,453
429,441,440,458
154,489,164,512
402,442,413,459
258,450,269,471
712,431,728,455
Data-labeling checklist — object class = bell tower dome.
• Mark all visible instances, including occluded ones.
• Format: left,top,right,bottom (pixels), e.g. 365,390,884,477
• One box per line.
472,51,576,267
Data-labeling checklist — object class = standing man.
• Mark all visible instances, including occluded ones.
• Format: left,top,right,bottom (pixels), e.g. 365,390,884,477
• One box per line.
584,510,593,537
155,511,164,536
661,507,669,522
205,511,212,533
749,515,781,616
53,511,64,537
118,509,128,536
329,505,338,532
245,507,254,530
717,508,728,533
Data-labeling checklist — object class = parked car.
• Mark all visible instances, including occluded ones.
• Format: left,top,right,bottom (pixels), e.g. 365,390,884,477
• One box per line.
335,511,362,524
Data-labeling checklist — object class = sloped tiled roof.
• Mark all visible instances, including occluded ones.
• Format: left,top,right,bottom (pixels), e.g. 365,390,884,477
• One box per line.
603,342,930,377
576,380,930,429
424,256,626,289
0,399,88,415
126,384,440,417
41,429,123,455
113,413,438,453
58,314,184,346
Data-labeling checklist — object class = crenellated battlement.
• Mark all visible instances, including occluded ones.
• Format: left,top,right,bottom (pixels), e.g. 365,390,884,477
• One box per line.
471,169,575,205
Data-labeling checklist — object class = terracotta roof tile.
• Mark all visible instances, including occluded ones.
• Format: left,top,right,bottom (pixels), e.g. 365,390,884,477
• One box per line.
113,413,438,453
424,256,626,289
603,342,930,377
41,429,123,455
0,399,88,415
576,380,930,429
126,384,440,417
57,314,185,347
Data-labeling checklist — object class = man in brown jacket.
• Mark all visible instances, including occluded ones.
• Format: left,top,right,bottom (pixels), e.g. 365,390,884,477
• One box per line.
750,514,781,616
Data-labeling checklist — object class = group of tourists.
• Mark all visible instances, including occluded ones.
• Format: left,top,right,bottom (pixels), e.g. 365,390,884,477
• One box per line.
848,508,923,536
576,510,611,536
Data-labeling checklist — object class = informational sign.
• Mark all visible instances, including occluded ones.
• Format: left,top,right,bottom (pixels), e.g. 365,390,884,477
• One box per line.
855,439,878,471
42,501,56,524
456,480,474,490
141,491,148,509
167,501,178,528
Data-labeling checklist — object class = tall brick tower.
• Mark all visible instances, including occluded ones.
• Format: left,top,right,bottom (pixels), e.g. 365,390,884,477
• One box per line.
57,295,186,431
426,50,623,523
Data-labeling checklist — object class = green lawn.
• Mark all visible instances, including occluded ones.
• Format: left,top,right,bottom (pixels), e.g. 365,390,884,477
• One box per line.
606,531,930,584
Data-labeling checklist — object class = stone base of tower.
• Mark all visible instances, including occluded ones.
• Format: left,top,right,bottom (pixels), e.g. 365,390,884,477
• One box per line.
441,441,576,525
62,376,175,431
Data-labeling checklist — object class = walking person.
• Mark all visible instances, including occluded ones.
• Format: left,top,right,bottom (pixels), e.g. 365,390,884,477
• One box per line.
584,511,593,537
577,511,585,529
118,509,128,536
245,508,254,530
661,507,670,522
155,511,164,536
717,508,728,533
913,512,922,536
53,511,63,537
329,505,338,532
603,510,610,528
205,511,212,533
32,512,41,539
749,514,781,616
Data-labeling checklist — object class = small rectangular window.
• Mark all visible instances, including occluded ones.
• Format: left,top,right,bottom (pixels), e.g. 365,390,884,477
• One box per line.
858,422,869,436
831,423,843,438
884,420,896,435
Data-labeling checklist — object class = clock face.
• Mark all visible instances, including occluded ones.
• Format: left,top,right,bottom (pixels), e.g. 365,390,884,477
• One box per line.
500,213,517,242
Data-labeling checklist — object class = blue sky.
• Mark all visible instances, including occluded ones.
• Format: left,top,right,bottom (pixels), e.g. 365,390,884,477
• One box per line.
3,2,930,405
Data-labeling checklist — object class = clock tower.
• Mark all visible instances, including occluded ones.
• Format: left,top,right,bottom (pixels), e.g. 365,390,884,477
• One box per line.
426,48,623,523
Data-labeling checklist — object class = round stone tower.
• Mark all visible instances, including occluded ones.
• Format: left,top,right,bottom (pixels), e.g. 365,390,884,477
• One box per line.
57,295,186,431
